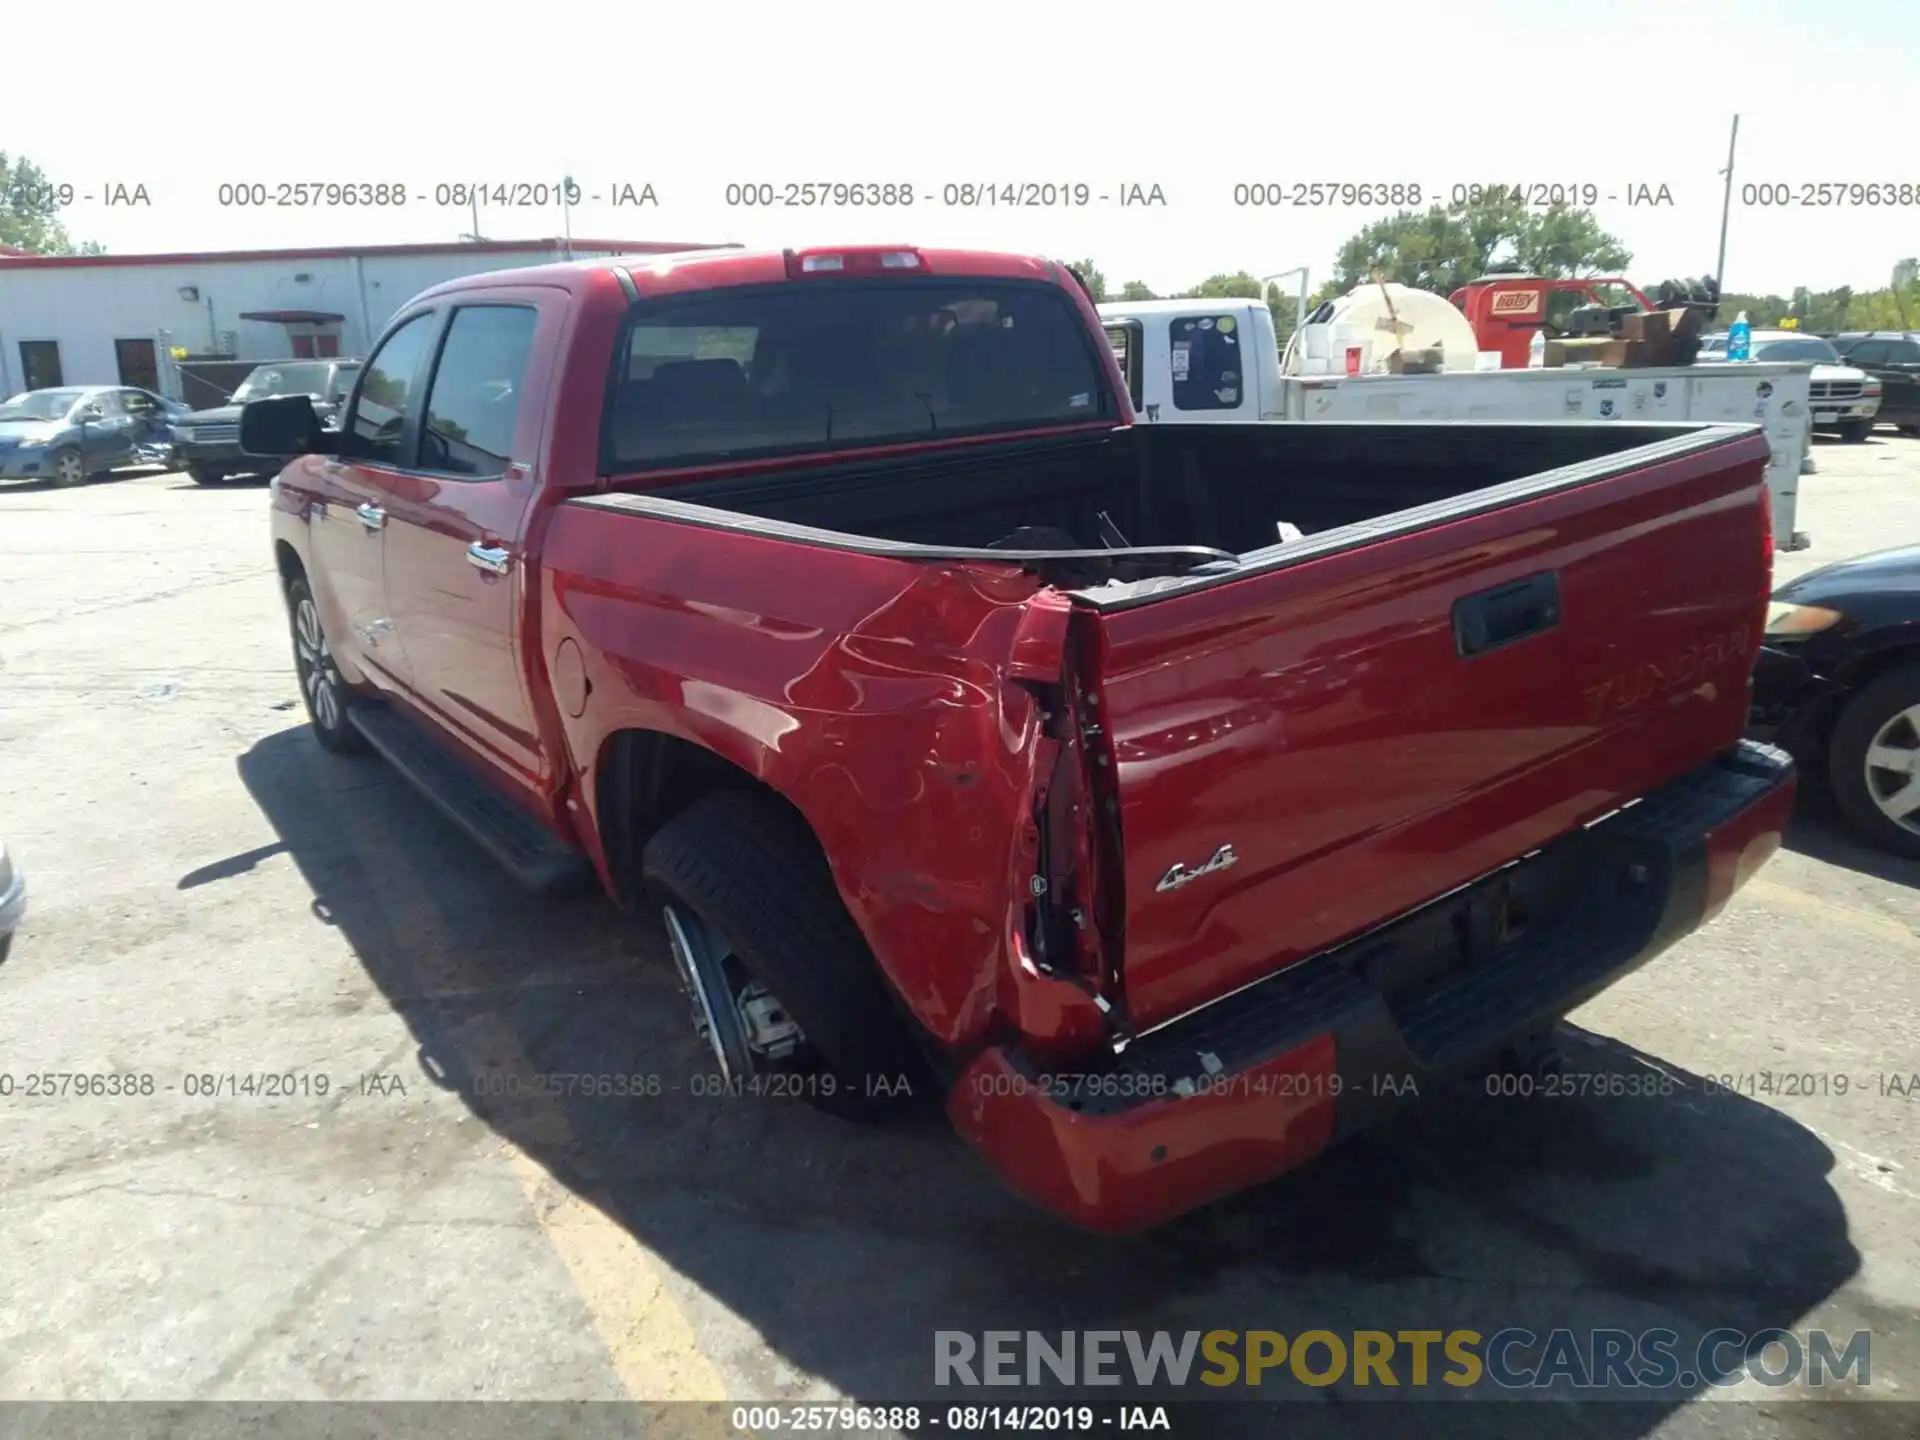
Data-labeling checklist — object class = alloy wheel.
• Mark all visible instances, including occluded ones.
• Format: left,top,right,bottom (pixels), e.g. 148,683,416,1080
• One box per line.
1862,702,1920,836
662,902,806,1082
293,596,343,731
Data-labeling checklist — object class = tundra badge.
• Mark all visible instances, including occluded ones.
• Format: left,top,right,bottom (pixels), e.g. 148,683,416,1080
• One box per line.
1157,844,1239,893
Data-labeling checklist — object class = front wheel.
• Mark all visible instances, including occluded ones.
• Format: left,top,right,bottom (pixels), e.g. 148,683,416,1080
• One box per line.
188,463,227,486
1839,420,1873,443
51,447,86,487
287,576,367,755
1829,665,1920,859
642,791,928,1122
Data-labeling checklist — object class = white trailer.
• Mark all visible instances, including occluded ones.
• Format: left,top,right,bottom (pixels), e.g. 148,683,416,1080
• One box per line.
1099,298,1816,550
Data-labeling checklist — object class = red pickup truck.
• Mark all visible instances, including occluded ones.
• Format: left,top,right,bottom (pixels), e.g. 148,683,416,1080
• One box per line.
244,244,1796,1234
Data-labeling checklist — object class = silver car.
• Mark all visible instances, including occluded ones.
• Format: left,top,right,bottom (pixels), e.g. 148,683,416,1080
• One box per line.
0,385,181,486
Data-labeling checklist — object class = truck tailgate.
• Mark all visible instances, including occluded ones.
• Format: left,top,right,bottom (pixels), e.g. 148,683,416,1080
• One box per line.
1077,429,1773,1031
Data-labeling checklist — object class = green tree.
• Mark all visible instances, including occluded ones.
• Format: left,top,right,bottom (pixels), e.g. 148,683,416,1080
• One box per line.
1845,283,1920,330
1117,279,1158,301
0,152,104,256
1179,270,1318,338
1328,196,1629,296
1062,258,1107,303
1717,292,1792,327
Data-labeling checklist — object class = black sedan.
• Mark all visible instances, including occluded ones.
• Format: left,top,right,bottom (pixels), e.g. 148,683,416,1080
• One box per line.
1752,545,1920,857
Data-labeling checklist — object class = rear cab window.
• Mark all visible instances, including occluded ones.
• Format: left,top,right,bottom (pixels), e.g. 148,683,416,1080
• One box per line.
600,276,1115,474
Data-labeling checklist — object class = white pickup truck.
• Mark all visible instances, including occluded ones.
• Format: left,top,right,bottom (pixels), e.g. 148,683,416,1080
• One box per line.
1099,297,1816,550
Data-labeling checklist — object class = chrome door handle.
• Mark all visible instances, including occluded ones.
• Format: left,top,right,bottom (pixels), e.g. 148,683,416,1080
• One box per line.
467,542,511,574
356,503,385,530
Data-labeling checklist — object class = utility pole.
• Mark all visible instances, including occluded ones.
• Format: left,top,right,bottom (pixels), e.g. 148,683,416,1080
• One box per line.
1714,114,1739,292
561,172,575,261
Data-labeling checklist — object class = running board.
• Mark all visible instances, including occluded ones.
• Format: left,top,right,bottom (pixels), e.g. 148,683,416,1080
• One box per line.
348,706,595,897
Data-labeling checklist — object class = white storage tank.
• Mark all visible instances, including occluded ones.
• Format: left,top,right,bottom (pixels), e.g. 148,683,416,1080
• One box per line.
1288,283,1488,375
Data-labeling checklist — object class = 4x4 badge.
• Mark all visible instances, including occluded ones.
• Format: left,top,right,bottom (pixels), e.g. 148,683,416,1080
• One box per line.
1157,844,1239,893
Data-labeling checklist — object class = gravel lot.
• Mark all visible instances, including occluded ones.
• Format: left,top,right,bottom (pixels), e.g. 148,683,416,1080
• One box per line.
2,434,1918,1438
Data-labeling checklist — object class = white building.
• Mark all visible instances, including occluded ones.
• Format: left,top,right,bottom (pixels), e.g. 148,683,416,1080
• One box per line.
0,235,725,399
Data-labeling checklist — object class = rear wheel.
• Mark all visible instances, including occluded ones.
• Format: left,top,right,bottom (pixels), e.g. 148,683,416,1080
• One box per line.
287,575,367,755
1839,419,1873,443
642,790,927,1122
1829,665,1920,859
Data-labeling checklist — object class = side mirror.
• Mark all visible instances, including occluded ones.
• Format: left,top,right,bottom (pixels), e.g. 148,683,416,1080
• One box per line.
240,394,338,457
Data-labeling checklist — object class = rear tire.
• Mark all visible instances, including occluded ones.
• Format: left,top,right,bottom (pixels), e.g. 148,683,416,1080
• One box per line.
1828,665,1920,859
1839,420,1873,443
286,575,367,755
641,790,927,1122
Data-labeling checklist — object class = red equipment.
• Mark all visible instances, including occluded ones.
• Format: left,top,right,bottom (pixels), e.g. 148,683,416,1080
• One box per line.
1451,273,1656,369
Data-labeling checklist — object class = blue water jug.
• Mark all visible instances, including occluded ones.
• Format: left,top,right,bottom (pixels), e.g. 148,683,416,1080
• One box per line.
1728,311,1752,361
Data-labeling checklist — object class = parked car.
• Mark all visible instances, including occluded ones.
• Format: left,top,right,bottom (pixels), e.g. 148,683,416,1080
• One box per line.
1697,331,1880,440
125,389,195,466
0,385,182,486
173,359,360,485
1751,544,1920,857
242,244,1794,1234
0,840,22,965
1831,331,1920,435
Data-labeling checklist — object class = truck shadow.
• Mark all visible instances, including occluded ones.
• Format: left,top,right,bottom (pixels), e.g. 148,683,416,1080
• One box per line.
231,726,1865,1437
1782,779,1920,889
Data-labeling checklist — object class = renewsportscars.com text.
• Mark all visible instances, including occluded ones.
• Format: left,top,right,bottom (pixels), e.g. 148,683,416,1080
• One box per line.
934,1328,1872,1392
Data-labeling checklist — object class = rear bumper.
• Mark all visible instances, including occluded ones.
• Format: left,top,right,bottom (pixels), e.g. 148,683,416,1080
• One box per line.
948,741,1797,1234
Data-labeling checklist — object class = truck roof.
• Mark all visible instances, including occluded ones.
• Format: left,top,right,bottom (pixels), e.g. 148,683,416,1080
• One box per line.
1098,298,1268,317
411,245,1080,306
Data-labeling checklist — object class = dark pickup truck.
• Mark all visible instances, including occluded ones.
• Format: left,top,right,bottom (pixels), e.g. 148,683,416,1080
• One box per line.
244,244,1795,1233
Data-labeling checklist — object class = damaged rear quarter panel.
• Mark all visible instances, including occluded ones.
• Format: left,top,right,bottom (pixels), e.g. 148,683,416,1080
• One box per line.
540,501,1069,1049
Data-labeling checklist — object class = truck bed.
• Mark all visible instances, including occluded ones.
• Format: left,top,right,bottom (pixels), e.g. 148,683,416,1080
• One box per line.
635,419,1726,560
568,419,1774,1030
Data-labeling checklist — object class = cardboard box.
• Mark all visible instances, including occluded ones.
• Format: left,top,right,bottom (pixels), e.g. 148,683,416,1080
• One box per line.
1543,338,1614,367
1621,310,1674,342
1387,347,1444,374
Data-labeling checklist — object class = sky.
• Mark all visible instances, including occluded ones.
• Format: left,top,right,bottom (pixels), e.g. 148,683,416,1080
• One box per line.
8,0,1917,297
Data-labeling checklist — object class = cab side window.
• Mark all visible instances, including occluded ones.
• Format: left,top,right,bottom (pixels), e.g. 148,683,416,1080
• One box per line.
418,306,539,479
1848,340,1891,365
342,313,437,466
